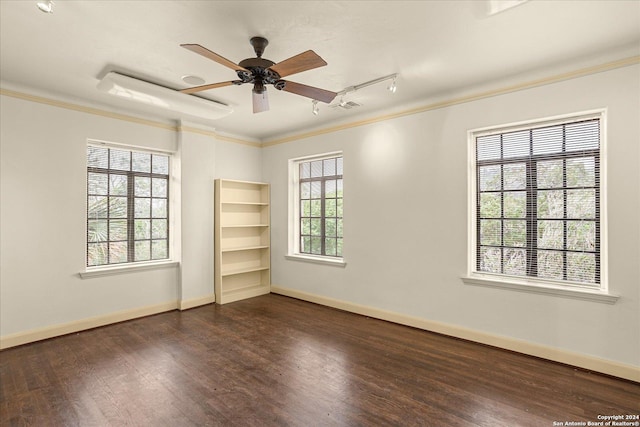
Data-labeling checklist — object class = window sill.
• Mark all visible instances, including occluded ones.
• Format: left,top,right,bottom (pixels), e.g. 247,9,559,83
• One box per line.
80,260,180,279
461,275,619,304
285,254,346,268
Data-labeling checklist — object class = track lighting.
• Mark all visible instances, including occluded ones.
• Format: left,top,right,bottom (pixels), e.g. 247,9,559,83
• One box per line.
387,76,397,93
330,73,399,107
310,73,398,114
312,100,319,115
36,0,54,13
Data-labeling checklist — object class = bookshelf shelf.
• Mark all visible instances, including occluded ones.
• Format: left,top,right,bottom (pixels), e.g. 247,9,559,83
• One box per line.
214,179,270,304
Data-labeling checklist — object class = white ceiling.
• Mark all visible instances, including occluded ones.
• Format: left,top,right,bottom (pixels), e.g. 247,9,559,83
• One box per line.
1,1,639,141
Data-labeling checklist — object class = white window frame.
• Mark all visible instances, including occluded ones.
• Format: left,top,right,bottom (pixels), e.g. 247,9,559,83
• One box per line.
286,151,346,267
462,110,618,303
80,139,180,278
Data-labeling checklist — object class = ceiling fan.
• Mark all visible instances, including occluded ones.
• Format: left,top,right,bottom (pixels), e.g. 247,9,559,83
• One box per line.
180,37,337,113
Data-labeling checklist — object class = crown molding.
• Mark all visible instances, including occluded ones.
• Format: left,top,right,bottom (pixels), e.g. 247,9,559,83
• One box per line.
0,87,178,131
0,87,261,147
3,55,639,148
262,55,640,147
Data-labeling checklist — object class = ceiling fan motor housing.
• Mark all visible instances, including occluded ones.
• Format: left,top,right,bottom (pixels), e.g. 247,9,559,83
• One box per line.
237,57,285,93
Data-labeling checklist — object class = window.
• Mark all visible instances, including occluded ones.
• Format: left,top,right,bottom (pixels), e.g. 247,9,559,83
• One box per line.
290,153,343,260
469,111,605,289
86,145,170,267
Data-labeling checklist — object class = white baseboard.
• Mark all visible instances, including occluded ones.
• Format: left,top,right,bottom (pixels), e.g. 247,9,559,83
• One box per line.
179,293,216,310
0,301,179,350
1,293,218,349
271,285,639,382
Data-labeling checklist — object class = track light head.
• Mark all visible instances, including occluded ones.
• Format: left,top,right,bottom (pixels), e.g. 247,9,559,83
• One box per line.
387,77,397,93
36,0,54,13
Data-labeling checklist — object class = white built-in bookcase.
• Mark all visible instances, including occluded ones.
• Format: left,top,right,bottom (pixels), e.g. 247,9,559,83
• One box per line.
214,179,270,304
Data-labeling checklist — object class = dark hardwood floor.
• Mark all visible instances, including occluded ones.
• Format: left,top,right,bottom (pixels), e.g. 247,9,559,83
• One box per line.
1,294,638,426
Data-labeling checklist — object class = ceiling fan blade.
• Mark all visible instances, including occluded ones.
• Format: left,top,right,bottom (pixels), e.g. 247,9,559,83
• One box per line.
281,80,337,104
179,81,235,94
181,44,248,72
252,90,270,114
269,50,327,78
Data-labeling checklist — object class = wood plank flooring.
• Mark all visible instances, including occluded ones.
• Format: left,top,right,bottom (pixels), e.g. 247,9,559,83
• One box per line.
1,294,638,426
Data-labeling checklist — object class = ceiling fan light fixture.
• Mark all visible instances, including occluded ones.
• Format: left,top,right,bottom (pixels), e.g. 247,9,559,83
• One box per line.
36,0,54,13
252,90,269,114
253,81,266,94
312,100,319,116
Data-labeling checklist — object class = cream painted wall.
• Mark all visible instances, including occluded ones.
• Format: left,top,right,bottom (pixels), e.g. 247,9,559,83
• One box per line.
1,64,638,371
0,95,261,339
262,65,640,368
0,95,178,337
179,126,262,303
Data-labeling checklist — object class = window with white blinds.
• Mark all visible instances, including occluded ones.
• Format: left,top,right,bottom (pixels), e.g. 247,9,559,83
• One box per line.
471,112,603,288
86,145,170,267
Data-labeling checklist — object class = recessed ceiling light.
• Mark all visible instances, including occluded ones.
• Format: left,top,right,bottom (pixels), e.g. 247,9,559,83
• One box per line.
36,0,54,13
182,75,206,86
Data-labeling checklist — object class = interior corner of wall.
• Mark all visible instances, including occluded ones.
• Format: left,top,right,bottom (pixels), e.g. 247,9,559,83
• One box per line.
179,293,216,311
